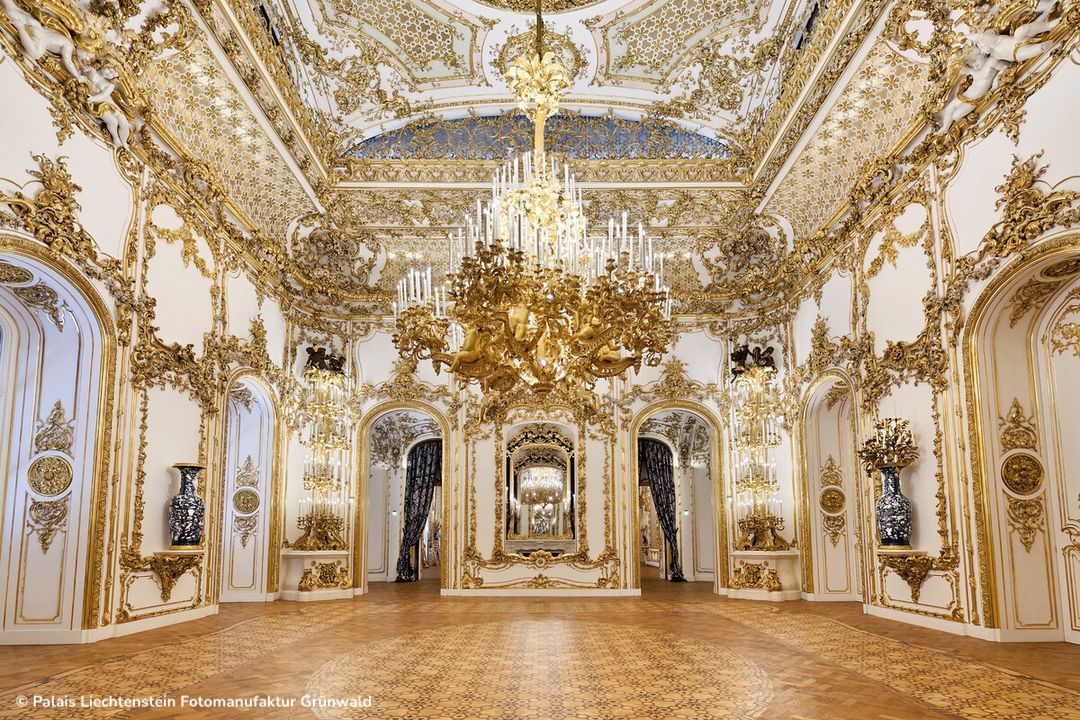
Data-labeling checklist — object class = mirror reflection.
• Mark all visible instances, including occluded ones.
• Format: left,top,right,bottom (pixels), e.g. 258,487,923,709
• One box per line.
505,423,576,555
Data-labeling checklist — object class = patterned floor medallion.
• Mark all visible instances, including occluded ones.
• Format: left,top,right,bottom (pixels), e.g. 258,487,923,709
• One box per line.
306,619,773,720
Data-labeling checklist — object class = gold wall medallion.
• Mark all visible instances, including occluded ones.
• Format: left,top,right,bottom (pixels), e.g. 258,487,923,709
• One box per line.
819,487,846,514
27,456,74,497
232,488,260,515
1000,453,1043,496
1040,256,1080,279
0,261,34,285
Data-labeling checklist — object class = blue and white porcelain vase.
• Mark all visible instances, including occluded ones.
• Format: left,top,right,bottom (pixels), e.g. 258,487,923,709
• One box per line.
876,466,912,548
169,463,205,549
858,418,919,550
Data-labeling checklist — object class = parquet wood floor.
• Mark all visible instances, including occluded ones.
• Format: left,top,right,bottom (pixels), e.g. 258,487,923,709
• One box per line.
2,576,1078,719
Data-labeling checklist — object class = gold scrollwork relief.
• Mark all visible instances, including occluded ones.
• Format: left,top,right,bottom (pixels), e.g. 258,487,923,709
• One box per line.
298,560,350,591
1006,496,1044,553
234,455,259,487
27,497,68,553
145,553,203,603
731,561,783,592
233,515,257,548
819,455,843,486
12,282,67,330
0,260,34,284
34,400,74,455
879,553,935,604
1048,288,1080,358
26,455,73,496
822,514,846,547
998,398,1037,452
1000,452,1044,496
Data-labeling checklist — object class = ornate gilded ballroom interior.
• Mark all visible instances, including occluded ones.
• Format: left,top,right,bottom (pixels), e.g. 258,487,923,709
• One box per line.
0,0,1079,717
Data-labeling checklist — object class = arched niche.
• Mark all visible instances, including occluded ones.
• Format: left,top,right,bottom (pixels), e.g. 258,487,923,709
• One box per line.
966,237,1080,643
629,402,727,593
0,240,114,642
355,404,445,591
797,372,865,601
218,374,278,602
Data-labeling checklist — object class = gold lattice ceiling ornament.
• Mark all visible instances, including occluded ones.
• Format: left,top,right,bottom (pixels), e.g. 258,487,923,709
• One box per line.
392,0,675,405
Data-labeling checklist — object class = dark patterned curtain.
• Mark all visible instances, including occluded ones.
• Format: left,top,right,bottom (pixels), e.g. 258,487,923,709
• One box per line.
638,438,686,581
395,439,442,582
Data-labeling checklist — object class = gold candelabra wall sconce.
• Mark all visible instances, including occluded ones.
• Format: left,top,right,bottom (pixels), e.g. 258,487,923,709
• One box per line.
729,345,792,551
284,346,357,552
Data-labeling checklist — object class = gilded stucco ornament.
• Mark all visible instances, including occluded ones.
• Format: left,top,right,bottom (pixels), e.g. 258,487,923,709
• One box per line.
1006,496,1045,553
34,400,74,455
1048,288,1080,358
0,260,33,283
233,515,257,548
12,281,67,330
1000,452,1043,496
819,487,846,515
232,488,260,515
878,552,934,603
27,455,73,496
145,553,203,603
298,560,350,591
27,497,68,553
822,513,845,547
998,398,1037,452
731,561,783,592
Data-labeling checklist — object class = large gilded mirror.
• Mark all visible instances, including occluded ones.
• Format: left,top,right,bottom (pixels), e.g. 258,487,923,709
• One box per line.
505,423,576,556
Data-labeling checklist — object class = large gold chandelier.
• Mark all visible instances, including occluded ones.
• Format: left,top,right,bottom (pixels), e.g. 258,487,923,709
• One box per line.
392,1,674,401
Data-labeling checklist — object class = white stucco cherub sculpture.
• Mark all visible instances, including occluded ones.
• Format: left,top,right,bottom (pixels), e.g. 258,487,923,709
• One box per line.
83,64,131,148
937,1,1061,134
0,0,82,79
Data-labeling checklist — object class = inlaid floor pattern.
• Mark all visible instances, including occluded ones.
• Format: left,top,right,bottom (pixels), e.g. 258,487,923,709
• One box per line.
2,577,1079,719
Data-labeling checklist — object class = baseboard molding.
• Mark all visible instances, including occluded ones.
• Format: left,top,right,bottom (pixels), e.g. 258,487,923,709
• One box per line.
801,592,862,602
219,591,277,603
1,604,219,645
442,588,642,597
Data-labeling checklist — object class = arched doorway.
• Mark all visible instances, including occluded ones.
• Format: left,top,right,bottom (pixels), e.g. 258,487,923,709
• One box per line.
967,239,1080,643
218,374,277,602
632,404,725,592
0,243,113,642
356,405,445,593
798,373,865,601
